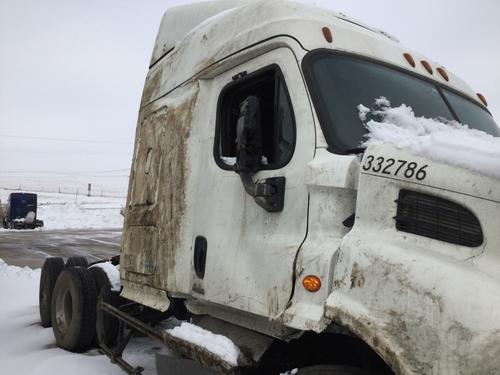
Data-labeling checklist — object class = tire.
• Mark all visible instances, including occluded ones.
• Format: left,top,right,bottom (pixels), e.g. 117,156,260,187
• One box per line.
51,267,97,352
39,257,65,327
90,266,120,347
66,256,88,268
110,255,120,266
297,366,375,375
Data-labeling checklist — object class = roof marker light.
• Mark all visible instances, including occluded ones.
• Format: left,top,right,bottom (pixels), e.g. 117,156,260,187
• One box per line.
477,93,488,107
403,53,416,68
322,27,333,43
303,275,322,292
421,60,434,75
437,67,449,82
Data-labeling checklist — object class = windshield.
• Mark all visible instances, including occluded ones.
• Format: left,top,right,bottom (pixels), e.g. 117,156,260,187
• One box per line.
302,51,500,154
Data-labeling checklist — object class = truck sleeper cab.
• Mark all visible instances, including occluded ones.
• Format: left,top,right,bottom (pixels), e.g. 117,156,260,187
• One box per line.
119,1,500,374
38,1,500,374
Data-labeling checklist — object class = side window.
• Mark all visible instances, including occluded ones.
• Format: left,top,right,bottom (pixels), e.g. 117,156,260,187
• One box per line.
215,65,295,170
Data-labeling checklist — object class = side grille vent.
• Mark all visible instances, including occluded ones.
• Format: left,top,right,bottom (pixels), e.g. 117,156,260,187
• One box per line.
395,190,483,247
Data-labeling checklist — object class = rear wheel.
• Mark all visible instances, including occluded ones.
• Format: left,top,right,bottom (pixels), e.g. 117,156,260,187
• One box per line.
51,267,97,352
65,256,88,268
39,257,65,327
89,266,120,347
297,366,376,374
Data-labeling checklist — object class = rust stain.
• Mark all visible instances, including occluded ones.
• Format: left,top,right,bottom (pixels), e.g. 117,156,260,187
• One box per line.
141,65,164,107
122,84,199,292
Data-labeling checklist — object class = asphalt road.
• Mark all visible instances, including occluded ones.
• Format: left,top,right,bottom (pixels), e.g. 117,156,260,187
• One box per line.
0,228,121,268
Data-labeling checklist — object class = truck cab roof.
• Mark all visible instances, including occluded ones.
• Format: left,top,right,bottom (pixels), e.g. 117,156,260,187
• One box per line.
147,0,482,108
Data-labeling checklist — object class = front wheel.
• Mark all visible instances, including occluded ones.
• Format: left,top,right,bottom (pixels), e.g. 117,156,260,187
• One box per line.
296,366,376,375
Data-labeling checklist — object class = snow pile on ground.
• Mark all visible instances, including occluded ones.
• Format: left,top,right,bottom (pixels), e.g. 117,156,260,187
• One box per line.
90,262,121,291
0,258,158,375
0,190,125,230
167,322,241,366
360,98,500,179
0,258,41,280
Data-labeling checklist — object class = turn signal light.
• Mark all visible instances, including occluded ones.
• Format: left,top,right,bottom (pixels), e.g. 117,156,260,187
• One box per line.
436,67,449,82
403,53,416,68
303,275,321,293
421,60,433,75
477,93,488,107
322,27,333,43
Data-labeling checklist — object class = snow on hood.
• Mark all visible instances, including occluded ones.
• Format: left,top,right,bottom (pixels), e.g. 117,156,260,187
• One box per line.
359,98,500,180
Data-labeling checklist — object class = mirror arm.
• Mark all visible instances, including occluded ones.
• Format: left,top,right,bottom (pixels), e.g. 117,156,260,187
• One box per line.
237,172,285,213
239,172,257,197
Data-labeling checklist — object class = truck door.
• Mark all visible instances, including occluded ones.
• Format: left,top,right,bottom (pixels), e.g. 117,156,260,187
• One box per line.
192,48,314,320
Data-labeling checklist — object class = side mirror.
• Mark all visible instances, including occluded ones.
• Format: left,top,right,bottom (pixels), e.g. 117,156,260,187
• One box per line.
235,95,262,173
234,96,286,213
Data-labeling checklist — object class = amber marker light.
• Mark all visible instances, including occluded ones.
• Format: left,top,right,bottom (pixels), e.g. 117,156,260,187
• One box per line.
403,53,416,68
477,93,488,107
303,275,322,292
421,60,433,75
436,67,449,82
322,27,333,43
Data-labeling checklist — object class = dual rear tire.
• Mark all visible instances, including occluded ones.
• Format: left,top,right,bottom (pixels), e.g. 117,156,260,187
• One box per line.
39,258,65,327
51,266,97,351
39,257,119,352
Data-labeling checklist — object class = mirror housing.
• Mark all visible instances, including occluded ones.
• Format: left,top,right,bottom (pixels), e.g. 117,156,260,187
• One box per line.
233,95,285,212
234,95,263,173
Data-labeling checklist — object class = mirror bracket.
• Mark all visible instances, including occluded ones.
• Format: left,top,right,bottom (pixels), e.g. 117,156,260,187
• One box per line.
238,173,285,212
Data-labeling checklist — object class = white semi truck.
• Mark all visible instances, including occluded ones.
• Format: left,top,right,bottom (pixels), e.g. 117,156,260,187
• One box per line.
38,1,500,374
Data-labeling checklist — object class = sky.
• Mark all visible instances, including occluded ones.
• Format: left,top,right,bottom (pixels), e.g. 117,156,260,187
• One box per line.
0,0,499,178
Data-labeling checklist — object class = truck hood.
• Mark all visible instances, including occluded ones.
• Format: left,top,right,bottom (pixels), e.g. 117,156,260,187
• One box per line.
323,142,500,374
361,143,500,204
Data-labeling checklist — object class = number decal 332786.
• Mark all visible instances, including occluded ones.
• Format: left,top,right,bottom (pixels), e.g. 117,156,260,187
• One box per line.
362,155,428,181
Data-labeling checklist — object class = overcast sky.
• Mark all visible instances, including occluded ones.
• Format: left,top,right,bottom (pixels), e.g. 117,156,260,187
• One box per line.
1,0,499,176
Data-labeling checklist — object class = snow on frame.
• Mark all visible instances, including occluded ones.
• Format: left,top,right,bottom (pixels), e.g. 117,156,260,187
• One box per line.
166,322,240,366
89,261,121,292
359,97,500,179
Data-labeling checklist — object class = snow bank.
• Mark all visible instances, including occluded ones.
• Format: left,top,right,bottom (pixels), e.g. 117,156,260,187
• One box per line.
90,261,121,291
0,258,158,374
361,98,500,179
166,322,240,366
0,258,41,280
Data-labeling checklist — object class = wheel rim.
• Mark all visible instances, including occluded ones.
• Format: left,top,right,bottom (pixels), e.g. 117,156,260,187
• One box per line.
56,289,73,331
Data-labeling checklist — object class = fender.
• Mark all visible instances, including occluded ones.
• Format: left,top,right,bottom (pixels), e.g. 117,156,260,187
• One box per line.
325,234,500,375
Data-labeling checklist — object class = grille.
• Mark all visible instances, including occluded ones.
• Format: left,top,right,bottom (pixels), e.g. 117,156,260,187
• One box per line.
395,190,483,247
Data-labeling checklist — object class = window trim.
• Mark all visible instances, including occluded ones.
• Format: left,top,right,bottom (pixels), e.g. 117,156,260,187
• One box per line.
213,64,297,171
301,49,494,155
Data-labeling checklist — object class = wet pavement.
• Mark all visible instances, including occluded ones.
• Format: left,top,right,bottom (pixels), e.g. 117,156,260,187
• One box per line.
0,228,121,268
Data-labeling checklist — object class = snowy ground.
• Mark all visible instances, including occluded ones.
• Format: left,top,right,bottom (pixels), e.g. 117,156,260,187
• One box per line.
0,258,161,375
0,190,125,230
0,258,242,374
